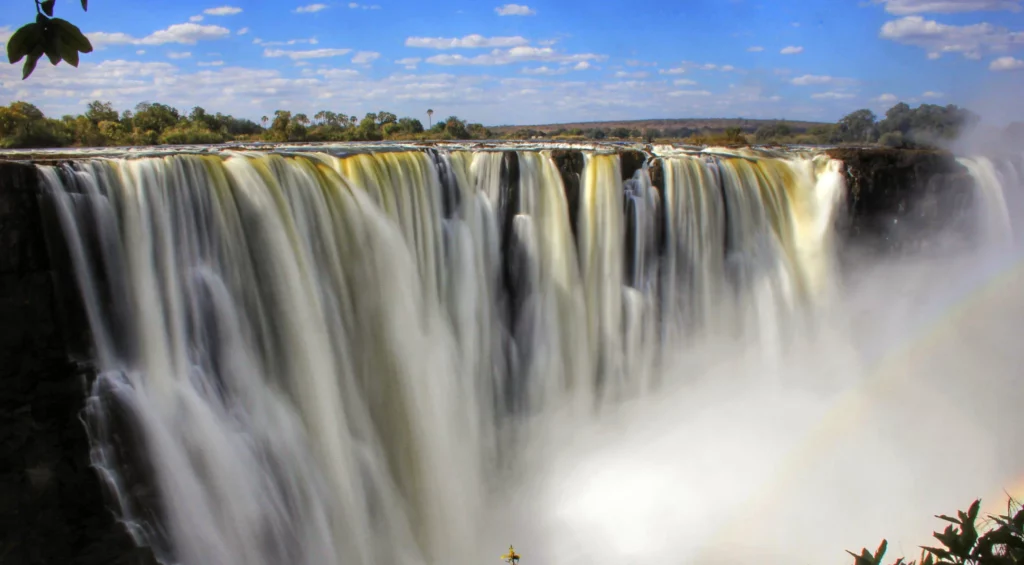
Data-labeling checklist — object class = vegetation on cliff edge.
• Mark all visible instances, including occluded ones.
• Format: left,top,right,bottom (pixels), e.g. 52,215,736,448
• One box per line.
849,498,1024,565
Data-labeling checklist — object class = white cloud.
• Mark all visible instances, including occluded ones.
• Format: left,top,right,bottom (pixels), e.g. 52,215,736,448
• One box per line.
198,60,225,67
352,51,381,64
874,93,899,103
615,70,649,78
873,0,1022,14
237,27,249,35
264,48,353,59
879,15,1024,59
668,90,712,96
0,55,857,126
89,23,231,48
928,51,942,59
348,2,381,8
136,49,146,55
316,69,361,79
189,15,204,22
626,59,658,67
424,46,605,66
673,78,698,85
574,61,591,70
405,35,529,49
720,65,736,71
254,37,318,46
791,74,835,85
811,91,855,99
295,3,328,13
781,46,804,54
168,51,192,59
922,90,944,97
747,46,764,52
522,66,568,75
395,57,421,69
496,3,536,15
658,67,686,75
990,55,1024,69
203,6,242,15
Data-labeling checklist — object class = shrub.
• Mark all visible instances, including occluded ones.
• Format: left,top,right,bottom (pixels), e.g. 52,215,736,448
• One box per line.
849,498,1024,565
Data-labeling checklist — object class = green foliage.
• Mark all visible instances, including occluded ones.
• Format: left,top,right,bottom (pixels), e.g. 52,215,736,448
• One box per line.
0,101,68,148
8,0,94,79
833,102,978,148
755,122,793,142
849,498,1024,565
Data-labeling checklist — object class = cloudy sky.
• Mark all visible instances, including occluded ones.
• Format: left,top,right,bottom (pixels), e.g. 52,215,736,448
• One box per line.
1,0,1023,126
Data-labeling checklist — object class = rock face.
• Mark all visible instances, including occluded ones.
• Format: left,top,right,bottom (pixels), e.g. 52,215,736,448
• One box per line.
0,147,980,564
0,162,154,565
828,148,976,256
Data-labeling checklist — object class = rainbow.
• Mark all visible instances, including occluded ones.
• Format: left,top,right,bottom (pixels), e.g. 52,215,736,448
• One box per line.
701,249,1024,556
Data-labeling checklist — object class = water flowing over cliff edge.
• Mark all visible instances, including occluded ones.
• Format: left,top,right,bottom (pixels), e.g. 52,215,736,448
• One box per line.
2,144,1022,565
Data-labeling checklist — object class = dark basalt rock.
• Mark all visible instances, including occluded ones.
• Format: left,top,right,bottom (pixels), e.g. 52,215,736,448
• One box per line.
0,161,155,565
550,149,585,245
827,148,976,256
619,150,647,181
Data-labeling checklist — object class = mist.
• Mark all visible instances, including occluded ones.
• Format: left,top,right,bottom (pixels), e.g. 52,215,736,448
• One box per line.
472,160,1024,565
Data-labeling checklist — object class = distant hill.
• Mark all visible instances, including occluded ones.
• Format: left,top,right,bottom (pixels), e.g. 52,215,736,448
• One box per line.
487,117,829,134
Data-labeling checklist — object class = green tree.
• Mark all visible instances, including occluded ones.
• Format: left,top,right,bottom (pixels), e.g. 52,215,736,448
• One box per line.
376,111,397,127
7,0,94,79
396,117,424,134
0,101,67,148
266,110,292,141
834,109,878,144
467,123,490,139
85,100,118,124
133,102,181,135
356,113,382,140
443,115,469,139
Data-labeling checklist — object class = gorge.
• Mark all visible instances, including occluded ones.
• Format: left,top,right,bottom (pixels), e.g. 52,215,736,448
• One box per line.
0,143,1022,565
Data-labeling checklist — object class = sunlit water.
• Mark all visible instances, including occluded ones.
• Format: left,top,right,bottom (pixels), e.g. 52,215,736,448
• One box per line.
36,147,1024,565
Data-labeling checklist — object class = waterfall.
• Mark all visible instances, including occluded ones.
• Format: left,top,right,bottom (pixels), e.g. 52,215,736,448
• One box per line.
38,147,846,565
957,154,1023,249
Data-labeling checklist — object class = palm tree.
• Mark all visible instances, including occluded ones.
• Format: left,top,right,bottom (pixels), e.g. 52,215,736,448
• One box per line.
427,108,434,129
261,115,268,128
294,113,309,126
314,110,326,125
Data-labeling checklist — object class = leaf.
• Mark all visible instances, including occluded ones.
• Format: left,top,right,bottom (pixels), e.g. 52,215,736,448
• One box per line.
41,0,55,16
922,546,952,560
51,19,93,53
22,46,43,79
81,0,88,11
44,27,63,66
6,23,41,64
58,36,80,67
874,540,889,565
967,500,981,522
936,515,961,525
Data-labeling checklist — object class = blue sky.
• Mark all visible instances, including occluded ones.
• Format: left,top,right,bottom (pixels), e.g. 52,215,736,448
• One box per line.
2,0,1023,126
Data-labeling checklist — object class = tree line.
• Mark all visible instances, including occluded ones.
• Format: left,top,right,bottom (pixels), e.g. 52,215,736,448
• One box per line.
0,100,494,148
752,102,983,148
0,98,1007,150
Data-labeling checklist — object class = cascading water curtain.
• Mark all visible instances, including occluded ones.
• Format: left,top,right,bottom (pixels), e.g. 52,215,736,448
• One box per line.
38,148,845,565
